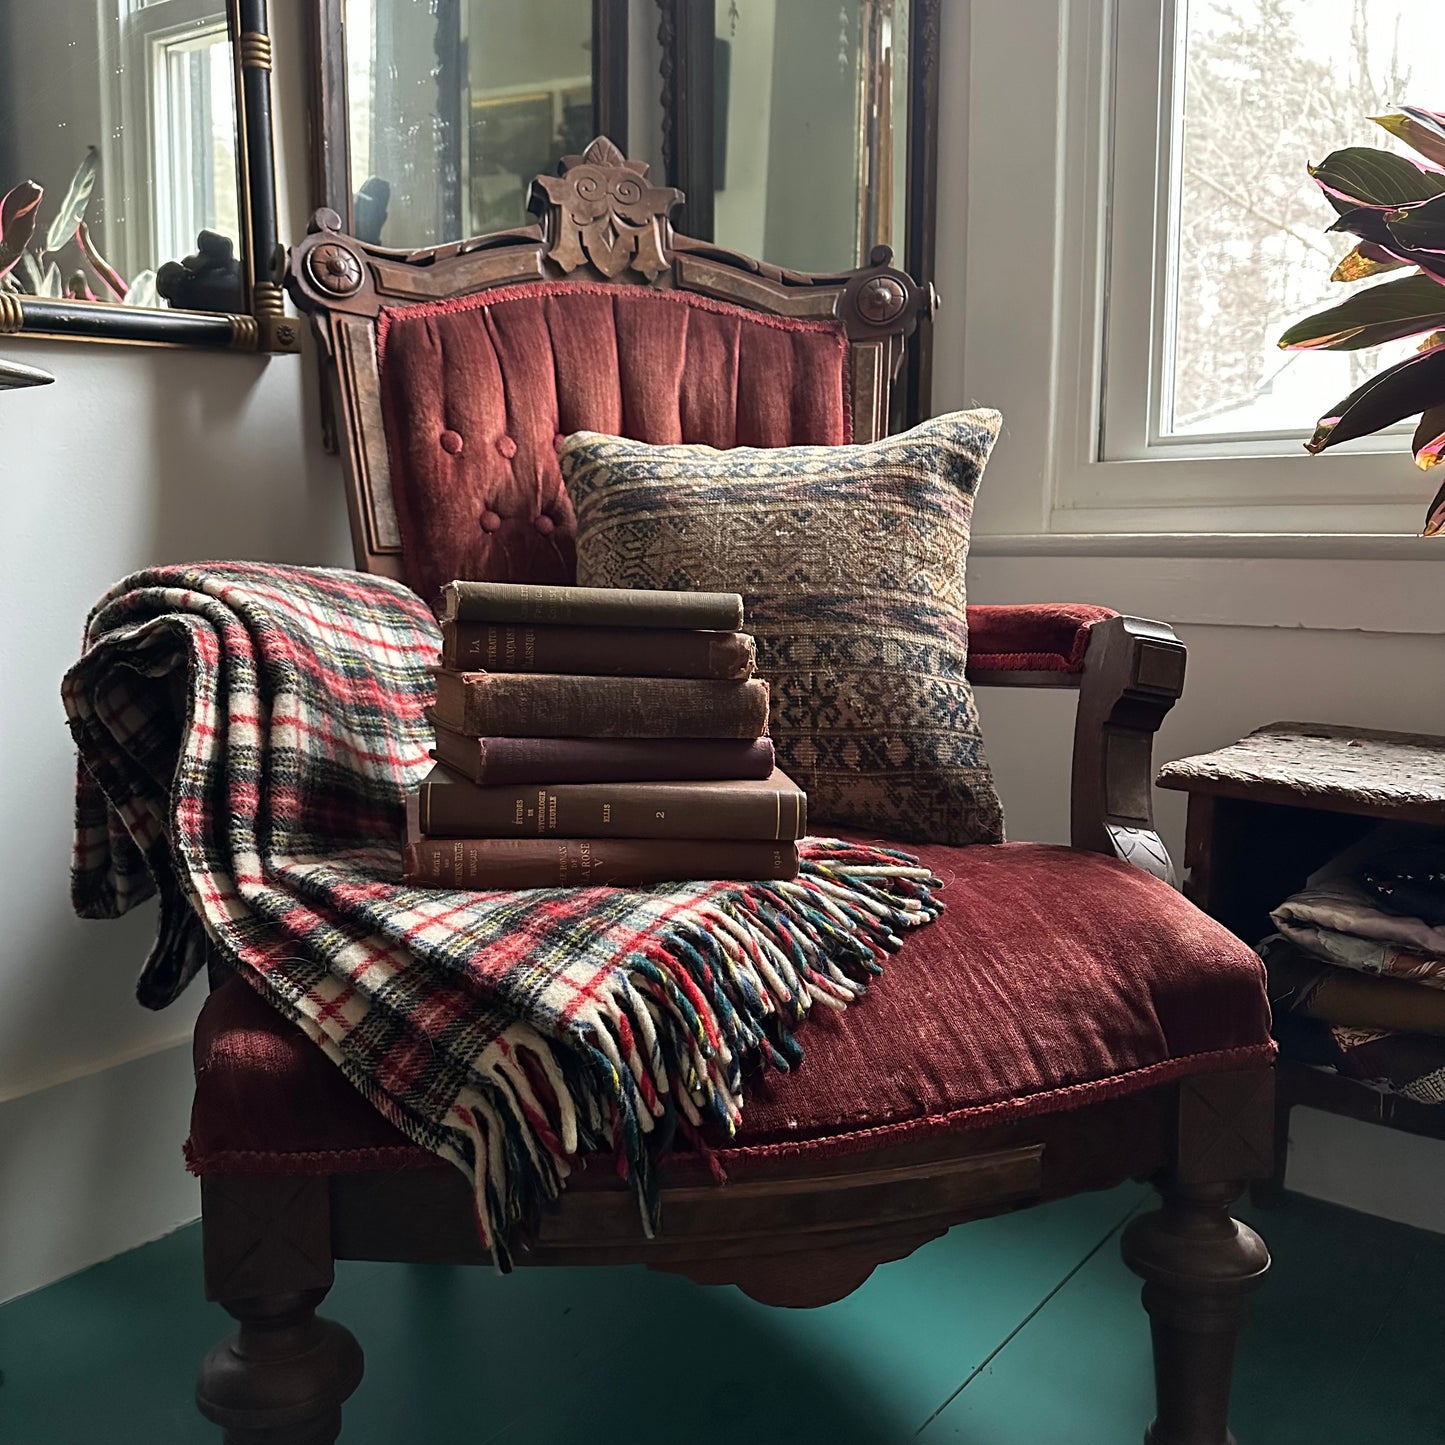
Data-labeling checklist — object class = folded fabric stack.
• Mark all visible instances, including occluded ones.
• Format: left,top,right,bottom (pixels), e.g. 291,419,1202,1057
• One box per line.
404,579,806,889
1260,833,1445,1103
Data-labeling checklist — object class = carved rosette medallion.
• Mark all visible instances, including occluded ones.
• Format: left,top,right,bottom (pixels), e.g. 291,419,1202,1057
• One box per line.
533,137,682,282
857,275,907,325
307,242,364,298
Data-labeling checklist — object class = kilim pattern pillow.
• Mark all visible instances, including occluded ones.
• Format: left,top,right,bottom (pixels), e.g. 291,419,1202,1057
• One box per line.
561,409,1005,846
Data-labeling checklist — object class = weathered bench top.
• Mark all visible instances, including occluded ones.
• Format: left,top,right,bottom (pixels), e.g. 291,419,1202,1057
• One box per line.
1158,721,1445,824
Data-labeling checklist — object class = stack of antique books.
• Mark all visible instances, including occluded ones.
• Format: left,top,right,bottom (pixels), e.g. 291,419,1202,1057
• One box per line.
402,580,805,889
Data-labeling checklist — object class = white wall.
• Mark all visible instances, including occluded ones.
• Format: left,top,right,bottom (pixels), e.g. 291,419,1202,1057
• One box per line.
2,0,1442,1307
0,3,351,1303
934,1,1445,1230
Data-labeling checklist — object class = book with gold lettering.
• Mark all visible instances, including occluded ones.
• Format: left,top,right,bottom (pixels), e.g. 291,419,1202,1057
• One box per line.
402,798,799,888
440,620,755,680
415,763,806,841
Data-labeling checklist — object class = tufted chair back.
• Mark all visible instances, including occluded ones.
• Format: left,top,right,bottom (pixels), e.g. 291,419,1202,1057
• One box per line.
287,138,931,612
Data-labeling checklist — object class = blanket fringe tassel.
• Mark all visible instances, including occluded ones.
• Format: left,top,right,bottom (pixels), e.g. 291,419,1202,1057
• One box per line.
444,842,941,1270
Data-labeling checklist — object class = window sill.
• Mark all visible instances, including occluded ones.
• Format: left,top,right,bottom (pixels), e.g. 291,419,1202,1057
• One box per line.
971,532,1440,562
967,537,1445,637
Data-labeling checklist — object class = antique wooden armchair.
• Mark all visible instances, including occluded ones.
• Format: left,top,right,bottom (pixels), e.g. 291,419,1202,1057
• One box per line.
189,140,1275,1444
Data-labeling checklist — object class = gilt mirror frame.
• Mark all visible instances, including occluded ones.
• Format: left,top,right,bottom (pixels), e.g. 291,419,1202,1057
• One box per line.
657,0,940,424
0,0,295,354
306,0,631,240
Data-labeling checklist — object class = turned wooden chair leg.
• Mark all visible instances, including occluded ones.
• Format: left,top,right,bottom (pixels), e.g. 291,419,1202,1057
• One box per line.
195,1176,362,1443
1122,1179,1269,1445
198,1287,363,1445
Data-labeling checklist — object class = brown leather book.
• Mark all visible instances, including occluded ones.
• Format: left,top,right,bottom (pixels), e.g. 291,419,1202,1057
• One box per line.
403,801,799,889
430,669,770,739
430,723,777,786
441,581,744,632
416,763,806,841
441,620,756,679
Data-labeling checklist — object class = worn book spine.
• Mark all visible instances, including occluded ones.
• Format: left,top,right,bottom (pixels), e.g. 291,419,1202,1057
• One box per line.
431,670,770,739
403,834,800,889
430,726,777,786
441,621,756,680
441,581,744,632
418,767,806,841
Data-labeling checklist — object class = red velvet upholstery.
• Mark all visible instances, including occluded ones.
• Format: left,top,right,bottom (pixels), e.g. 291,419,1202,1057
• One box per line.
187,838,1273,1177
966,603,1118,675
376,282,851,611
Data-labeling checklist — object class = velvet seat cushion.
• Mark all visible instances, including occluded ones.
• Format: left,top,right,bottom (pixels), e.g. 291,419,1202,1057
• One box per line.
376,282,851,611
187,839,1274,1177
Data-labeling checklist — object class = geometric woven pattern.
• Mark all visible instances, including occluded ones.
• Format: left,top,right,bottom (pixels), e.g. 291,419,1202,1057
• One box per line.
62,563,943,1263
564,410,1006,845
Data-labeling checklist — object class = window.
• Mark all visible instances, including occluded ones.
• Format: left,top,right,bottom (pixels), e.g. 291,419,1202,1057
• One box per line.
149,14,238,269
960,0,1445,537
1109,0,1445,452
102,0,238,282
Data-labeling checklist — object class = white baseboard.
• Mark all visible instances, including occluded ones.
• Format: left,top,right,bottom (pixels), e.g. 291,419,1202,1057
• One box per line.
1286,1106,1445,1234
0,1042,198,1304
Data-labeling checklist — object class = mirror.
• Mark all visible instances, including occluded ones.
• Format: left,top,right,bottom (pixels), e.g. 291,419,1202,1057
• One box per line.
659,0,939,419
313,0,629,249
0,0,291,350
713,0,909,274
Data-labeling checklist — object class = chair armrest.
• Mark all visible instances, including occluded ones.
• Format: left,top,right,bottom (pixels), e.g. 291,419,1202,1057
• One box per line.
966,603,1118,685
1070,615,1186,882
966,606,1186,881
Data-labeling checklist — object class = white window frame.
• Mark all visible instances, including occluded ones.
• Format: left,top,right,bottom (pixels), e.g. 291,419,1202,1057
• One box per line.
956,0,1430,541
100,0,234,282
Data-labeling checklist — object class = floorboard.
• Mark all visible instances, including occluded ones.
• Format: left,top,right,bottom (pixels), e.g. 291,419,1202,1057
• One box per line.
0,1187,1437,1445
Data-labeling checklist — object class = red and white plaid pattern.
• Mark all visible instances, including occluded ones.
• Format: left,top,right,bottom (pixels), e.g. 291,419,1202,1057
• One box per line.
64,562,941,1262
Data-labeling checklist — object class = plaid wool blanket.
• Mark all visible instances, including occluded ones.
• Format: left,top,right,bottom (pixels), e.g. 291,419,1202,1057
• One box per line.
63,563,941,1261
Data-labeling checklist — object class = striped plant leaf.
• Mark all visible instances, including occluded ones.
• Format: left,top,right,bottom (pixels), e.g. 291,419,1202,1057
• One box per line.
1309,146,1445,214
42,148,98,256
1373,108,1445,171
1331,243,1409,283
1279,273,1445,351
0,180,42,279
1306,341,1445,455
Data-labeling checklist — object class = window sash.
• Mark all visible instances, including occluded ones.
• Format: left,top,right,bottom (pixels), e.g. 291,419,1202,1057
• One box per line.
101,0,235,282
967,0,1428,536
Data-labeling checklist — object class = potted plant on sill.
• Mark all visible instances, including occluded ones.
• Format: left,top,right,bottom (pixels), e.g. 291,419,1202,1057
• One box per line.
1279,105,1445,535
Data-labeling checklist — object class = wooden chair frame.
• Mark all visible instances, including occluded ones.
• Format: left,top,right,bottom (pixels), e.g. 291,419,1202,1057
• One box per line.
194,138,1273,1445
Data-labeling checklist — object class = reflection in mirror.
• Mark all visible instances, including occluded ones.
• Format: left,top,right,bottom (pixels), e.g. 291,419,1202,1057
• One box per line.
343,0,596,250
0,0,244,315
711,0,909,274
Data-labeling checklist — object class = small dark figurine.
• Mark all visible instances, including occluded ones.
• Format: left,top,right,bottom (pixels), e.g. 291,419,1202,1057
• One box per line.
1361,845,1445,926
353,176,391,246
155,230,245,313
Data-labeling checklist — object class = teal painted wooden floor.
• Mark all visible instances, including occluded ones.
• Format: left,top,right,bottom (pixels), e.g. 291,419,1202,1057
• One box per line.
1,1185,1441,1444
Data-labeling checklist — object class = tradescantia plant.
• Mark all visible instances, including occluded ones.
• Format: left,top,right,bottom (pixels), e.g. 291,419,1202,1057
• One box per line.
0,148,159,308
1279,106,1445,535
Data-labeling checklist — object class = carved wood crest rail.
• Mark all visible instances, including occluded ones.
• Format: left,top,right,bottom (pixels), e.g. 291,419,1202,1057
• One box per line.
285,137,934,575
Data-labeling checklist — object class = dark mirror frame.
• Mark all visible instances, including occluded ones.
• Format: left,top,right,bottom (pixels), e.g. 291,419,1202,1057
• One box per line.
656,0,940,424
306,0,630,239
0,0,296,354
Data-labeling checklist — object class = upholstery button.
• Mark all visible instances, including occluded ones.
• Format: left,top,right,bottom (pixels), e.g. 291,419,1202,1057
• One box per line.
495,435,517,459
534,514,555,536
439,429,463,454
480,510,502,533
